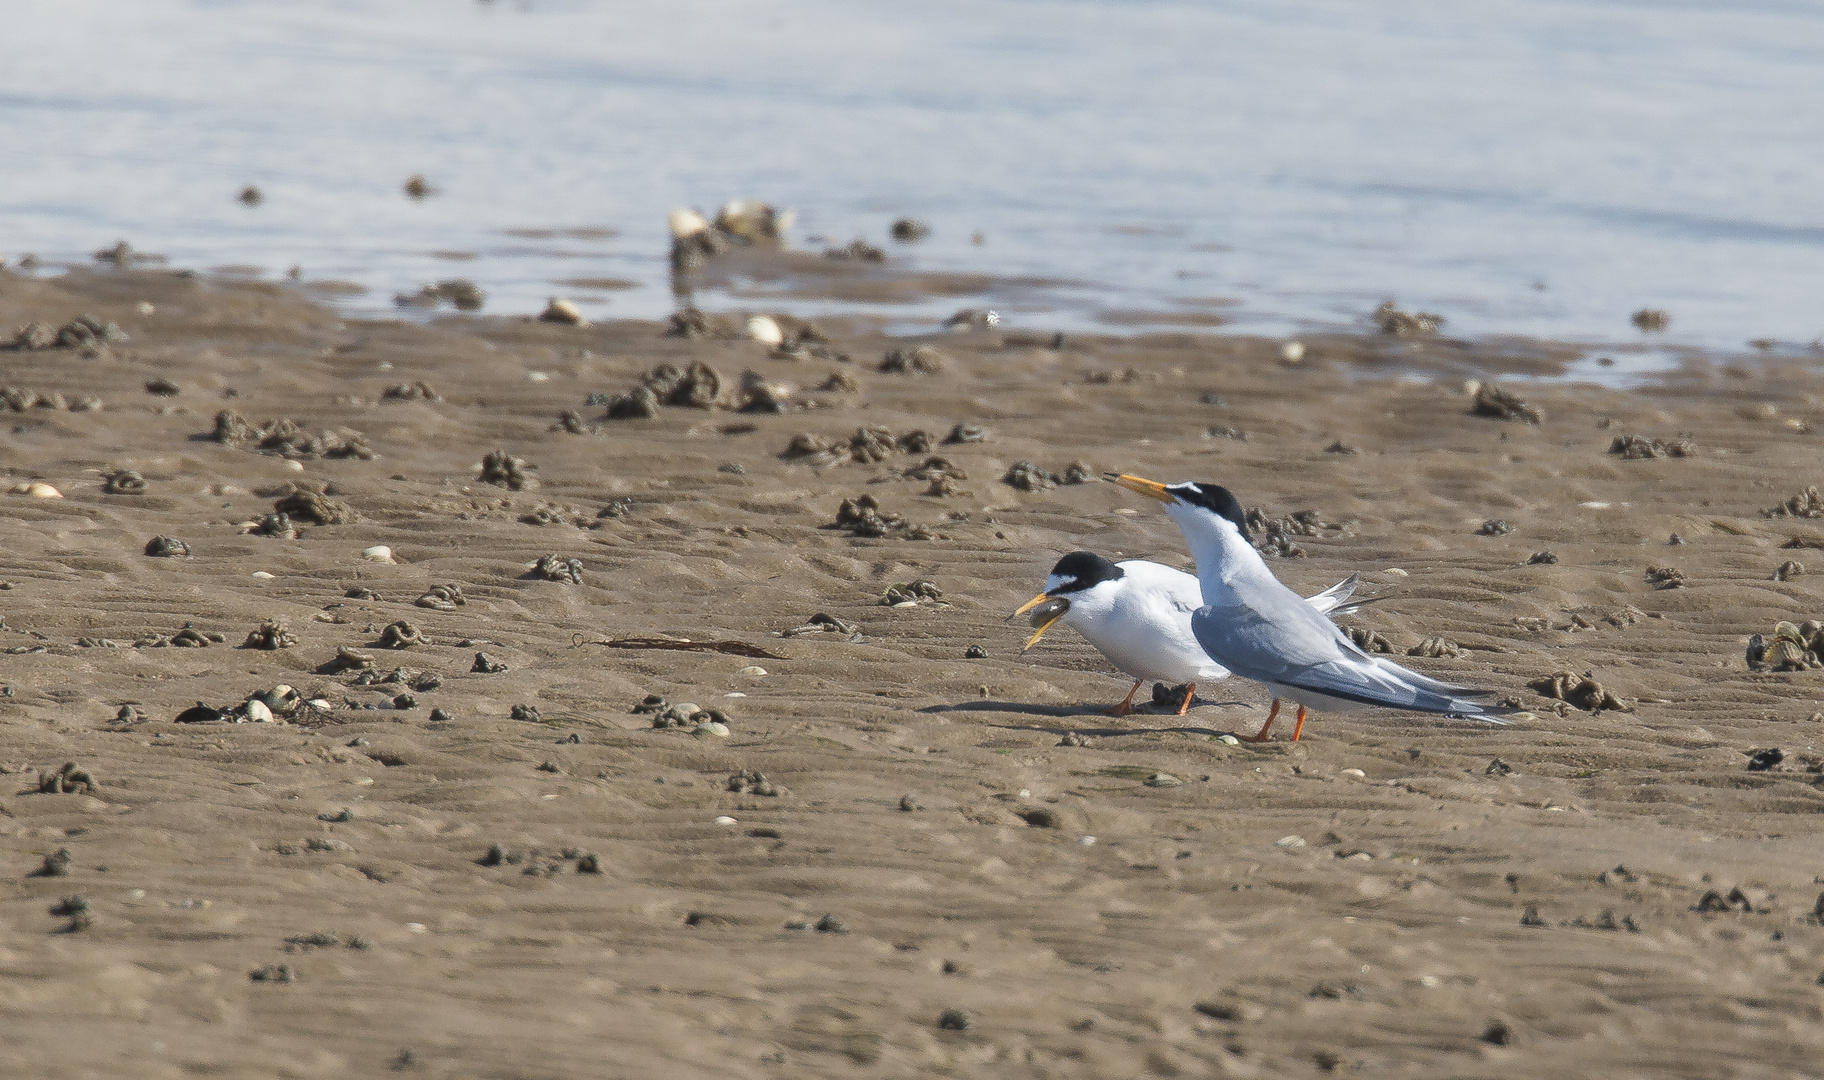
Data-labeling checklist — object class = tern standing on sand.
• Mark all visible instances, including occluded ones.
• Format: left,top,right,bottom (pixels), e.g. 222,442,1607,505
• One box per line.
1109,474,1512,741
1013,551,1363,717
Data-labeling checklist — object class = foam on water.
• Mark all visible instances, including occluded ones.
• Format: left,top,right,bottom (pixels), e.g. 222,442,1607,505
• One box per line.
3,0,1822,356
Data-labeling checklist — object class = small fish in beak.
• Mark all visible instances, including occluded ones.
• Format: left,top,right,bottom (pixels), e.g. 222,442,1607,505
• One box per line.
1009,593,1072,651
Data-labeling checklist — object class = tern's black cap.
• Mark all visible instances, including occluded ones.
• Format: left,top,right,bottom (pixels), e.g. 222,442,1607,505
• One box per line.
1165,482,1251,542
1046,551,1124,594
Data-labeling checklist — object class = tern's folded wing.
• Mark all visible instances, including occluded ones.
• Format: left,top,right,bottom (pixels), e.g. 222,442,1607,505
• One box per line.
1189,597,1509,721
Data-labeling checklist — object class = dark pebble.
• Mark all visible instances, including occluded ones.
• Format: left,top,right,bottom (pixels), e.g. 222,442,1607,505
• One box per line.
472,652,508,674
1747,747,1783,771
937,1008,971,1031
174,701,226,724
31,848,73,877
813,913,848,934
510,704,541,722
319,808,353,823
428,708,454,723
144,536,190,558
964,645,987,659
249,964,294,983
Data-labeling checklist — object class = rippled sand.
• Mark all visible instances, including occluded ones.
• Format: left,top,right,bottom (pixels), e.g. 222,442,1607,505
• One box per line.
2,265,1822,1077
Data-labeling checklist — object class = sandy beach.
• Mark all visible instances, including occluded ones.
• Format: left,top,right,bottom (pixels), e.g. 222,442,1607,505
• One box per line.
3,259,1824,1078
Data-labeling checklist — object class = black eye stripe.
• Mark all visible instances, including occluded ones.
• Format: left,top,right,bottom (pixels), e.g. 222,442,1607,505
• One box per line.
1165,482,1252,542
1047,551,1123,593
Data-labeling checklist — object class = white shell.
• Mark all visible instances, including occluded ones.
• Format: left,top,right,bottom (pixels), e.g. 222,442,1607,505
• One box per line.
736,665,767,676
713,815,737,825
21,482,61,498
244,699,274,723
668,207,710,239
540,298,587,326
692,721,730,738
251,571,276,579
362,545,395,563
1341,768,1367,778
284,460,304,472
745,315,783,345
1275,835,1307,849
1280,340,1306,363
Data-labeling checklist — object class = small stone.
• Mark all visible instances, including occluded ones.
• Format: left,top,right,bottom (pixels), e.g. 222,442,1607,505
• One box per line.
964,645,987,659
693,721,730,738
510,704,542,722
1144,772,1182,788
429,708,454,723
1215,734,1240,745
1275,835,1307,849
898,794,923,812
471,652,508,674
814,913,849,934
937,1008,971,1031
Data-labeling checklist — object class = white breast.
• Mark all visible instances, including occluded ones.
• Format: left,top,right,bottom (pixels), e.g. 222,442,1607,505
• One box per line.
1060,561,1232,684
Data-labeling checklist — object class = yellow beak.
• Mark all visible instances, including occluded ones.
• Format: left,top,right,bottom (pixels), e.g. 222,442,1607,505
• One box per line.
1106,473,1176,503
1010,592,1068,651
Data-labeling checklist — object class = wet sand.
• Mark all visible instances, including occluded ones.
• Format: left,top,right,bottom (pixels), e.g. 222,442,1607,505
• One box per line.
3,263,1824,1077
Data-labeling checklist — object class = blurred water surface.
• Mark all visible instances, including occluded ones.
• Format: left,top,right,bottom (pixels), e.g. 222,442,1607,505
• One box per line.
3,0,1822,351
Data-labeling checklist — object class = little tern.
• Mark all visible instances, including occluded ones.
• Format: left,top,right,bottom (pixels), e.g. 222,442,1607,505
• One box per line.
1109,474,1512,740
1011,551,1363,716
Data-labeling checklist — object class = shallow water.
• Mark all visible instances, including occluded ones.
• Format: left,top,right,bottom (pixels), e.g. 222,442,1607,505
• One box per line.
4,0,1823,354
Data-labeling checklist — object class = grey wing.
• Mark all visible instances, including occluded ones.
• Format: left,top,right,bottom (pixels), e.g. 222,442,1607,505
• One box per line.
1191,588,1508,720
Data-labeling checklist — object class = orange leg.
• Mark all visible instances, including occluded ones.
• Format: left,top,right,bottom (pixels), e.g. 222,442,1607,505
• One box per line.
1175,682,1197,717
1240,698,1281,742
1106,679,1143,717
1290,704,1308,741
